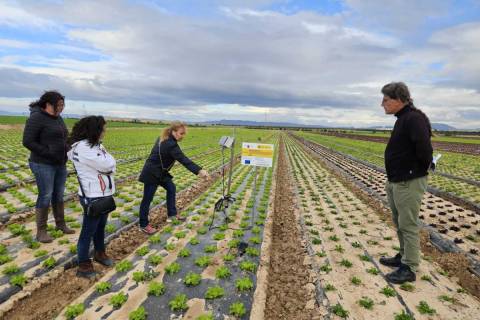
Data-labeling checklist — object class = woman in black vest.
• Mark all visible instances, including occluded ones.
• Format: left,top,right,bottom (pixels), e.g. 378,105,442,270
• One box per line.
138,121,209,234
22,91,74,243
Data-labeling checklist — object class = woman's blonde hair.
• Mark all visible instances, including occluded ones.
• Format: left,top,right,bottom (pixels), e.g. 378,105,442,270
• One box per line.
161,121,187,141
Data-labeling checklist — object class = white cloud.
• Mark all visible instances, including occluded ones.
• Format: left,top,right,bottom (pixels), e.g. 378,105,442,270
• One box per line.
0,1,478,128
67,28,139,52
0,38,32,48
342,27,400,47
221,7,280,20
343,0,451,34
302,22,334,34
0,2,55,29
427,22,480,88
303,21,400,47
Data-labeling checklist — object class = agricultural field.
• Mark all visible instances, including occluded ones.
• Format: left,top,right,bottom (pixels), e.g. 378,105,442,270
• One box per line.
0,119,278,319
317,129,480,145
0,127,270,220
0,116,480,320
296,131,480,207
309,130,480,156
283,135,480,319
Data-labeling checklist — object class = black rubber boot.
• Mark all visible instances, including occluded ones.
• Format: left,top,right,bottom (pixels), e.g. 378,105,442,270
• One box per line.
386,263,416,284
379,253,402,268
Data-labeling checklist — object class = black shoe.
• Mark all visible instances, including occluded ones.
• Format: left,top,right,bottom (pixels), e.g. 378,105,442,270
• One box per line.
379,253,402,268
386,264,416,284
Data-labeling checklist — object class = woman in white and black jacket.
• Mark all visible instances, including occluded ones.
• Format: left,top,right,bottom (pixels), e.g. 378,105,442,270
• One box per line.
67,116,116,279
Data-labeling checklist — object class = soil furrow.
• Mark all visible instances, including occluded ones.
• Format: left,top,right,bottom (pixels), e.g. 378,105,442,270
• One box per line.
264,136,325,320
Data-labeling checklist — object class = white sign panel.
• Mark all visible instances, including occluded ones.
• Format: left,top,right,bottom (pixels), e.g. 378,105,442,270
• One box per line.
241,142,274,167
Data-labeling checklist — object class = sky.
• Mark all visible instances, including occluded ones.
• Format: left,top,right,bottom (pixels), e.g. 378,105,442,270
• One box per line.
0,0,479,129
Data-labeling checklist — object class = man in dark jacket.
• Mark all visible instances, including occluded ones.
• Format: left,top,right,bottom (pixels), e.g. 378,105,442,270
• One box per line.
379,82,433,284
138,122,208,234
23,91,74,243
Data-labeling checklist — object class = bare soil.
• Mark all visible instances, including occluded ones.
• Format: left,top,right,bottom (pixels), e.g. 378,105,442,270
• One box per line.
0,124,23,130
264,137,325,320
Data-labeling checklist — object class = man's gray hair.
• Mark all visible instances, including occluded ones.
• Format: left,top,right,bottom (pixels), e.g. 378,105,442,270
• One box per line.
381,82,413,104
381,82,433,136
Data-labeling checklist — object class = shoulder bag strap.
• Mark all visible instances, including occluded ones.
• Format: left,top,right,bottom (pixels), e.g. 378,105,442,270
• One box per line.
71,144,87,198
157,138,165,171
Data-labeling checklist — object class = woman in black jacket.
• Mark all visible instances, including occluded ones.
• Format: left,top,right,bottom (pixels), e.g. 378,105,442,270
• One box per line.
22,91,74,243
138,121,208,234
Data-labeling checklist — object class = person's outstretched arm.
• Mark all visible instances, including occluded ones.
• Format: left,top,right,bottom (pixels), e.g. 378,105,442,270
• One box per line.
170,143,202,175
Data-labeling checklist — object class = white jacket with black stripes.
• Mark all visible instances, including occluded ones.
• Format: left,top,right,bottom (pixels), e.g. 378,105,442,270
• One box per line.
68,139,116,198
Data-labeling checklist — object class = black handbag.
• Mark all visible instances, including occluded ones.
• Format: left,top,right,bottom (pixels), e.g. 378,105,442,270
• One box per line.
72,149,116,217
84,195,116,217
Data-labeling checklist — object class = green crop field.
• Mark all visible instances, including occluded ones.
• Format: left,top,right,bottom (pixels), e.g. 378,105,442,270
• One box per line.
297,131,480,204
309,128,480,144
1,115,480,320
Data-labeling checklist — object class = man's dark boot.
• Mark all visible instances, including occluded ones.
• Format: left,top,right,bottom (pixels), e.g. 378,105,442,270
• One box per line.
94,250,113,267
386,263,416,284
77,259,97,279
379,253,402,268
52,202,75,234
35,207,54,243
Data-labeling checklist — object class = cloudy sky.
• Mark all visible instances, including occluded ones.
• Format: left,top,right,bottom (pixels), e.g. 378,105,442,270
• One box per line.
1,0,479,128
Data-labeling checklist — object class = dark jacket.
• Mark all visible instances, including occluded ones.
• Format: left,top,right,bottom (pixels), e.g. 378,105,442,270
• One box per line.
385,104,433,182
139,135,202,185
22,106,69,166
